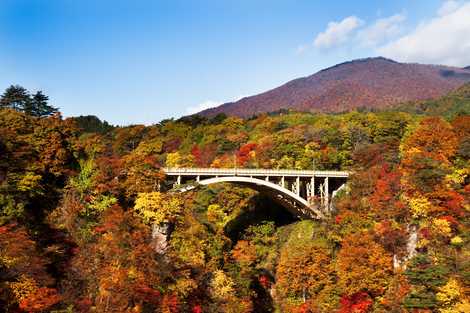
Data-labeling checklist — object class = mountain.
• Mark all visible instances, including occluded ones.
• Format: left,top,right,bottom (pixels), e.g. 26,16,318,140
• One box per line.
198,57,470,117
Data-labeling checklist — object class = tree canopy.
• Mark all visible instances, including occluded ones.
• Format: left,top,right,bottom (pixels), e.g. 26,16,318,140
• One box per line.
0,85,469,312
0,85,58,117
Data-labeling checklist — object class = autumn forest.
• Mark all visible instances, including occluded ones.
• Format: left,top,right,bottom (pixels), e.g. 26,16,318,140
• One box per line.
0,83,469,313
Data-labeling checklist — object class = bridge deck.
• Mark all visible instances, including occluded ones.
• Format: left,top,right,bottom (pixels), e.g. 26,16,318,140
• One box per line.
163,167,349,178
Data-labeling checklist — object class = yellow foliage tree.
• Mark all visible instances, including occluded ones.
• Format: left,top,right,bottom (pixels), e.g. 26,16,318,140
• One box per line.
436,278,468,313
210,270,236,301
165,152,182,168
134,192,182,224
431,218,452,238
206,204,230,228
405,196,431,219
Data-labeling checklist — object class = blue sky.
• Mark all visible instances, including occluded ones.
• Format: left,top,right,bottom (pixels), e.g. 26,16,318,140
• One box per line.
1,0,469,125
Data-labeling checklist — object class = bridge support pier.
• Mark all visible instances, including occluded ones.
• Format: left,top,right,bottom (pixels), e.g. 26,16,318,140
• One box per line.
311,177,315,197
296,177,300,196
324,177,329,212
307,176,315,205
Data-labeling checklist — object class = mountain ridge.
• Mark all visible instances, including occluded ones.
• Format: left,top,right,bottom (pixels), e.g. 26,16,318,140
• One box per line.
198,57,470,117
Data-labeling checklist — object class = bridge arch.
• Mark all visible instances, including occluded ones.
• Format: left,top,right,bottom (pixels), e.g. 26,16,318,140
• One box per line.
184,176,325,219
165,167,349,220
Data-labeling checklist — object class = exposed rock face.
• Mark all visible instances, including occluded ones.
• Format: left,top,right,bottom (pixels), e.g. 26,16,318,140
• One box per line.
393,225,418,270
406,225,418,260
198,57,470,117
152,223,171,253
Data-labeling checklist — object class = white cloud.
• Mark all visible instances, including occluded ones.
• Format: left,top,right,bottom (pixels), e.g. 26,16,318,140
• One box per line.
438,0,461,16
313,16,364,49
378,1,470,67
185,95,247,115
309,13,404,52
358,13,406,47
186,100,220,115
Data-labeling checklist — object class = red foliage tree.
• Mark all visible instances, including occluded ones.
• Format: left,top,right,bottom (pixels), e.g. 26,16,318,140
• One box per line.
191,144,218,167
236,143,257,167
369,163,407,220
338,292,373,313
19,287,61,313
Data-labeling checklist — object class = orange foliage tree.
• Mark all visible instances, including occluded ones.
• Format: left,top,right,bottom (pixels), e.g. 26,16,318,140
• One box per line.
337,232,393,297
68,206,173,312
401,117,457,196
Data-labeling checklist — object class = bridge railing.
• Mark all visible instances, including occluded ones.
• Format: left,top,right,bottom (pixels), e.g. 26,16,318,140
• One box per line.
163,167,349,178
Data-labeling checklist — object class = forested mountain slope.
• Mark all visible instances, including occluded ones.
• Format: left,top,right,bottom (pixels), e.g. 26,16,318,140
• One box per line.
199,57,470,117
392,82,470,118
0,86,469,312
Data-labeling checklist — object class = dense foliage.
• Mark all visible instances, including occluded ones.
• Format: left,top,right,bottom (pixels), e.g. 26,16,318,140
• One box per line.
0,85,469,312
70,115,114,134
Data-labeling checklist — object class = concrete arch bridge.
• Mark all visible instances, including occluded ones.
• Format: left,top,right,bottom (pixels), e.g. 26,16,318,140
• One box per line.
163,168,349,219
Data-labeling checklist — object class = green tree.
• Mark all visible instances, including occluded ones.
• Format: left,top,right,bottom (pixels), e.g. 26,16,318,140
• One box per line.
0,86,58,117
30,91,58,117
0,85,30,111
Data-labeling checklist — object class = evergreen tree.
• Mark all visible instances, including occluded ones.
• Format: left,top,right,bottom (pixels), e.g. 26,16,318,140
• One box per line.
0,85,31,111
71,115,114,133
0,85,58,117
31,91,58,117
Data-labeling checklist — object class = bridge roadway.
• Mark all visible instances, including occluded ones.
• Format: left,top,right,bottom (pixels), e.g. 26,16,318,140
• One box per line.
163,167,349,219
163,167,349,178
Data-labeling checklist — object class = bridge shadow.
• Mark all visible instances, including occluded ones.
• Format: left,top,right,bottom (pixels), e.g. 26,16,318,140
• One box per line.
224,193,298,243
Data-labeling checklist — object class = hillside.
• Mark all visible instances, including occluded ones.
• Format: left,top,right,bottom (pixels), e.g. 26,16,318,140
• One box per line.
393,82,470,118
70,115,115,134
1,86,469,311
199,57,470,117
